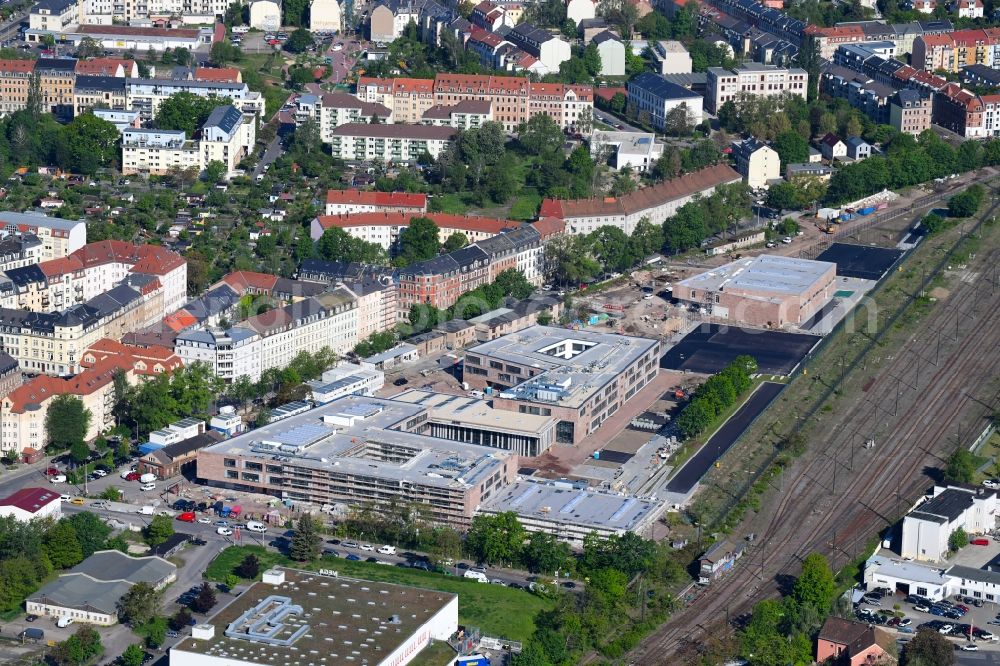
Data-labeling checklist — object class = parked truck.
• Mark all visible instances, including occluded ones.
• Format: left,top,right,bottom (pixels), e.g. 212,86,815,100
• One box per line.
139,473,156,484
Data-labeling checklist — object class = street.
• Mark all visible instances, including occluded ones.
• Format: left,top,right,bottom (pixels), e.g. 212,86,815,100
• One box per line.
593,108,642,133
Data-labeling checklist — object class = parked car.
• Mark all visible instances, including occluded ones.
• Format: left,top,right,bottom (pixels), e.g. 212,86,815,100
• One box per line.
44,467,60,476
217,527,233,536
971,538,990,546
939,624,954,634
959,644,978,651
49,474,66,484
177,512,196,522
346,553,361,561
360,544,374,551
983,479,1000,489
140,483,156,491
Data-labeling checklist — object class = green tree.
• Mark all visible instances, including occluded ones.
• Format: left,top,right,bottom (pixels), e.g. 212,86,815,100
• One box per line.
636,10,671,37
117,582,162,626
740,599,796,666
225,574,240,590
66,512,111,558
609,92,626,113
203,160,227,184
145,618,166,648
51,626,102,666
290,514,322,562
582,43,602,77
317,226,388,264
69,439,91,465
948,184,984,218
120,644,145,666
589,225,634,273
945,449,976,484
235,553,261,579
772,130,809,166
518,114,564,157
44,520,84,569
522,531,572,574
545,235,601,285
155,92,219,136
210,40,242,66
169,606,193,631
901,628,955,666
443,232,468,251
45,395,92,452
791,553,835,612
465,512,526,566
58,114,120,175
191,582,217,613
949,527,969,552
396,216,441,265
144,514,174,547
284,28,314,53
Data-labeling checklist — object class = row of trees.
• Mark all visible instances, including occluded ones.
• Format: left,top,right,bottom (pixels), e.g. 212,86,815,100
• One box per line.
676,355,758,438
0,105,120,176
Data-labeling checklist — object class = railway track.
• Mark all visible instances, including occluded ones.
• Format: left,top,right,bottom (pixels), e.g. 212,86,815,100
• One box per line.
631,236,1000,662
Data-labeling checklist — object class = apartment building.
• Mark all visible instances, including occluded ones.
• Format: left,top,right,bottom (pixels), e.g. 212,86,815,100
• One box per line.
652,39,693,74
124,78,264,121
326,123,457,163
69,240,187,313
340,278,397,340
626,72,704,130
174,289,358,382
420,100,493,128
73,75,126,115
74,58,138,77
310,211,514,249
0,60,37,115
0,212,86,261
355,76,435,124
590,130,664,172
0,355,135,455
889,88,932,135
294,92,392,142
705,62,808,114
505,23,571,73
912,28,1000,72
731,137,780,188
0,235,44,272
37,58,77,117
123,105,254,178
324,190,427,216
29,0,83,33
539,163,742,235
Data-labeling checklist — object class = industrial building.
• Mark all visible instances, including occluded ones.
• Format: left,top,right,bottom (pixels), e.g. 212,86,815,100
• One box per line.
169,568,458,666
675,254,837,328
196,395,518,527
463,326,661,445
901,483,998,561
0,487,62,521
479,478,663,546
864,553,1000,603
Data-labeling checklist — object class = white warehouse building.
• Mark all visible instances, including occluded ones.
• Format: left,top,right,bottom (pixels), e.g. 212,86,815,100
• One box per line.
901,484,997,562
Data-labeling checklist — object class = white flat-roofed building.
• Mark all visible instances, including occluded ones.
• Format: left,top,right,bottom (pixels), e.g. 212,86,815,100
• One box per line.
652,39,692,74
307,361,384,404
464,326,661,445
675,254,837,328
901,484,998,562
391,388,557,457
122,128,198,176
626,71,704,131
125,78,264,121
706,63,809,114
196,394,518,526
169,568,458,666
590,130,664,172
295,92,392,142
92,108,140,131
481,478,664,546
327,123,457,162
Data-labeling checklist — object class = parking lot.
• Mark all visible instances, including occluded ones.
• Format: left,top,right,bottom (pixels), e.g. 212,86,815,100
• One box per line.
858,589,1000,651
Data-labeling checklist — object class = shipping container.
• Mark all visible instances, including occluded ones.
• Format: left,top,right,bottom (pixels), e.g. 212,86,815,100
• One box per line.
858,206,876,215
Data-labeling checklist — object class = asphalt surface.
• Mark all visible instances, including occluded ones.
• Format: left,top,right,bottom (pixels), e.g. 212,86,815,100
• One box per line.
594,108,642,133
665,381,785,494
815,243,906,281
661,324,820,375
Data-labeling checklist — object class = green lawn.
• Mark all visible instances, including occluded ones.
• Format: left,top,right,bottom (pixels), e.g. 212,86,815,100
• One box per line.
409,640,458,666
509,192,542,221
206,546,551,642
429,193,469,214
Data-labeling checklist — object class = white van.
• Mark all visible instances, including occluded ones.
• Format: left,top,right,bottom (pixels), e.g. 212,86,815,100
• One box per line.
377,545,396,555
56,617,74,628
245,521,267,533
463,570,488,583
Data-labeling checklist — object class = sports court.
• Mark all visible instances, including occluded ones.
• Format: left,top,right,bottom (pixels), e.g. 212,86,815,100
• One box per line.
815,243,904,281
661,324,819,375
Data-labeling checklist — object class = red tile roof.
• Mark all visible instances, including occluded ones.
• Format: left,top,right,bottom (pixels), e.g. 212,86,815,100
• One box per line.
0,59,36,74
594,87,626,102
38,256,84,278
314,212,516,235
358,76,434,94
78,24,201,38
221,270,279,294
69,241,185,276
7,356,133,414
325,189,427,209
81,338,182,376
194,66,241,82
163,310,197,332
530,217,566,238
0,487,60,513
75,58,136,76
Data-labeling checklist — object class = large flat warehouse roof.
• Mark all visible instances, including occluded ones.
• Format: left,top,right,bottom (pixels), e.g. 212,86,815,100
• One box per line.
677,254,835,298
390,389,555,436
200,395,511,491
172,568,455,664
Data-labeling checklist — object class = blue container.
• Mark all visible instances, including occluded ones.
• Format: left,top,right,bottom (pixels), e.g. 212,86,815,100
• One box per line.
220,506,232,517
456,657,490,666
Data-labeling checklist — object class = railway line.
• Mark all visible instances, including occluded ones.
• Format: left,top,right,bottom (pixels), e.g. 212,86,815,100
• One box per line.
631,227,1000,662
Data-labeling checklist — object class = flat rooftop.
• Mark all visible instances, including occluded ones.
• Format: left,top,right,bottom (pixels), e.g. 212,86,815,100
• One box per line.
173,568,455,664
591,130,660,156
866,554,948,585
201,395,511,491
391,388,555,436
467,326,659,409
481,479,660,533
677,254,835,299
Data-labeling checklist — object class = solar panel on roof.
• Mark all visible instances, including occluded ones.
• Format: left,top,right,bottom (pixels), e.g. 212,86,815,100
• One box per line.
610,498,638,523
274,423,329,448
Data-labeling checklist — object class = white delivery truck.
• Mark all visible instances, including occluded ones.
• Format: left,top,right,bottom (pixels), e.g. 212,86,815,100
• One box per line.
139,473,157,484
377,545,396,555
463,570,488,583
137,505,155,515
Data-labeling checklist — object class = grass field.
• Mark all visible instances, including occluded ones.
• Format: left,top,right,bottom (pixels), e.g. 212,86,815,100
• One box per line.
206,546,552,642
509,191,542,220
429,193,469,214
409,640,458,666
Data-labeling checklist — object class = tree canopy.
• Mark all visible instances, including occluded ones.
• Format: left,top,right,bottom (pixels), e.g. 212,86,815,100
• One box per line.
396,217,441,266
45,395,92,452
155,92,221,136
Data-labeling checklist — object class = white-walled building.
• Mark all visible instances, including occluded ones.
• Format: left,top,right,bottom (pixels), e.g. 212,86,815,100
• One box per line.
29,0,83,33
294,92,392,142
168,568,459,666
732,137,780,189
200,105,256,176
0,487,62,522
901,484,998,562
307,361,384,403
626,71,704,131
566,0,595,24
864,553,1000,604
593,31,625,77
327,123,457,162
324,189,426,216
310,0,341,31
125,79,264,122
0,212,86,261
590,130,664,172
249,0,280,30
506,23,571,73
652,40,692,75
706,63,809,114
